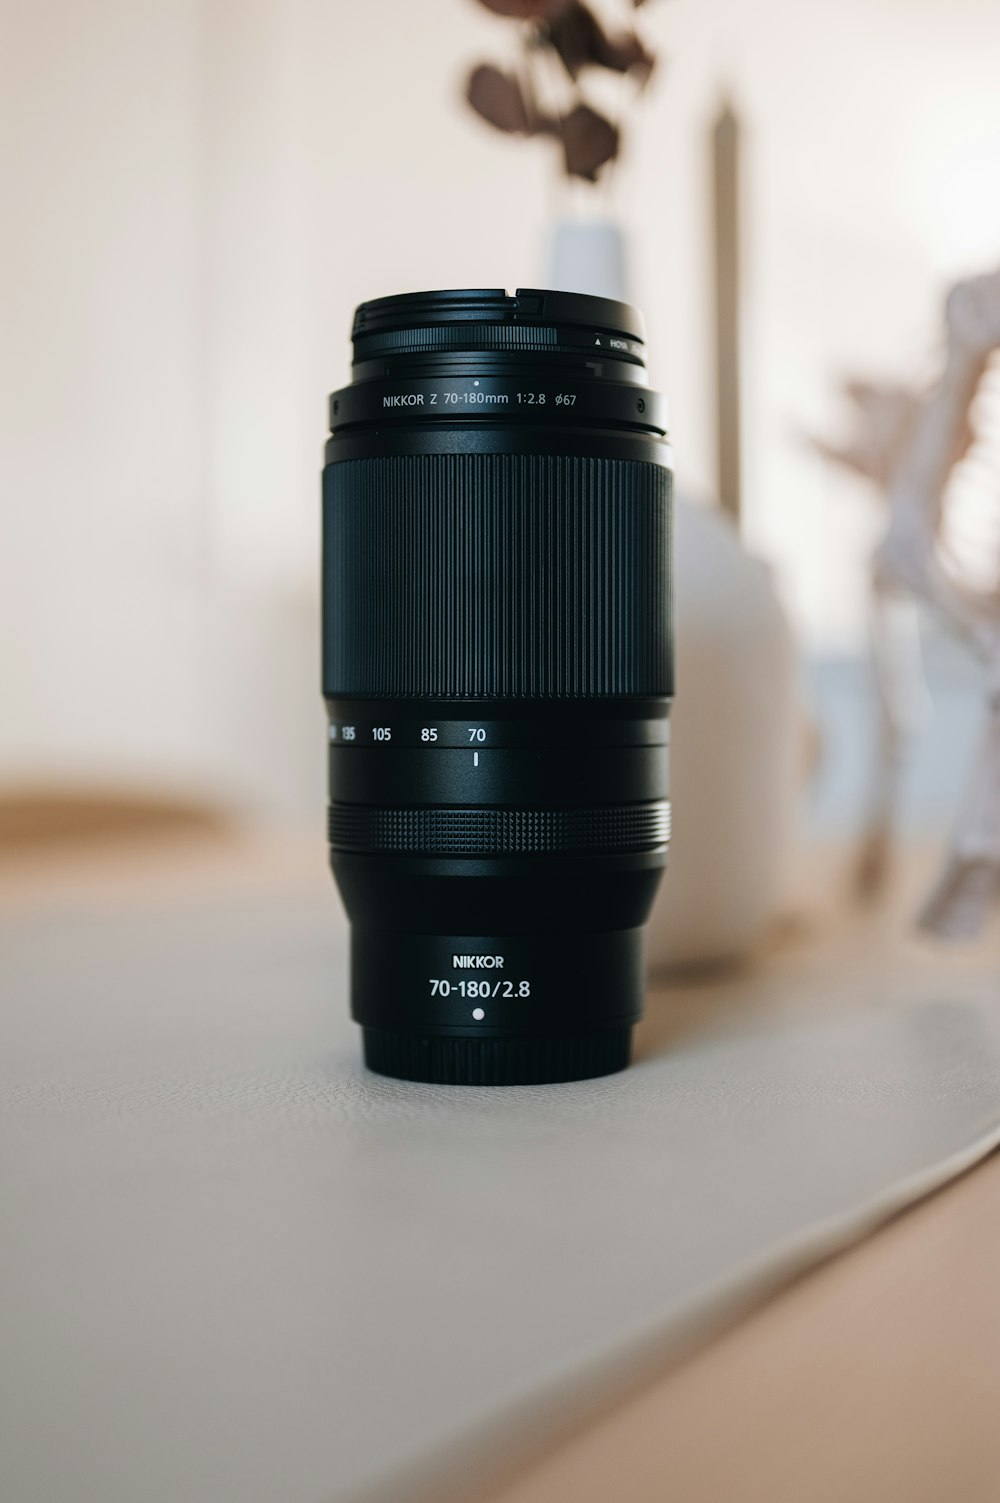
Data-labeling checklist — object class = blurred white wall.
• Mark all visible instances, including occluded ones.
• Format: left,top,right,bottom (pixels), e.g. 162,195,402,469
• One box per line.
1,1,206,784
4,0,1000,814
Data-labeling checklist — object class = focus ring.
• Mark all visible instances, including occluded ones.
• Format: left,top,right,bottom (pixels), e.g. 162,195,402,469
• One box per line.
328,801,671,856
357,323,559,357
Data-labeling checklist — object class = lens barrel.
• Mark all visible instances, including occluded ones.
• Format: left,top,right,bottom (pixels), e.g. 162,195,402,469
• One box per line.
323,288,673,1084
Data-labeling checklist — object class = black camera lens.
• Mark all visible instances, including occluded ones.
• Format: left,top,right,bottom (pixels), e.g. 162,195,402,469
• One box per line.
322,287,673,1085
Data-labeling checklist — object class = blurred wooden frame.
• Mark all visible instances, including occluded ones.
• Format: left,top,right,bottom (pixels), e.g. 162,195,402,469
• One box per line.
713,97,742,526
0,787,232,856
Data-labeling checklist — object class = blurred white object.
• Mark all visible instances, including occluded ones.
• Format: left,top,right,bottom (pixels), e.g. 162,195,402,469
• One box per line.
820,269,1000,936
647,498,799,968
878,272,1000,935
545,217,630,302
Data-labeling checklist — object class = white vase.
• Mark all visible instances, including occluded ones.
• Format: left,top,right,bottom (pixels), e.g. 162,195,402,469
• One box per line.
544,216,800,966
647,498,799,969
545,216,630,302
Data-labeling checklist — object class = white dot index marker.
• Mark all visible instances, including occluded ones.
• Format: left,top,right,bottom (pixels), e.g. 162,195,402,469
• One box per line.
472,1007,485,1021
473,380,480,386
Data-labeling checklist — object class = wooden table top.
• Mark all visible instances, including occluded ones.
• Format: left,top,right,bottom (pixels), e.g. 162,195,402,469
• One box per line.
474,1149,1000,1503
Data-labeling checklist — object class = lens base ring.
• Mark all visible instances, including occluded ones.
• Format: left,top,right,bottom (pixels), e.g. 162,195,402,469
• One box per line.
362,1025,632,1086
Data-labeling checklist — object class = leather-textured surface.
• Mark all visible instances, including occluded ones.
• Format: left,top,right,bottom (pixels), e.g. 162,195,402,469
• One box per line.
2,887,1000,1503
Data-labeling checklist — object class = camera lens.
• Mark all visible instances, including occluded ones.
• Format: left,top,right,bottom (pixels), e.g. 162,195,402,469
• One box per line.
322,287,673,1084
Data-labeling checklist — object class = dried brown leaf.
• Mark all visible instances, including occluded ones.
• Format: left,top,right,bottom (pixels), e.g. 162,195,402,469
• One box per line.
546,3,655,81
558,102,620,181
466,63,533,134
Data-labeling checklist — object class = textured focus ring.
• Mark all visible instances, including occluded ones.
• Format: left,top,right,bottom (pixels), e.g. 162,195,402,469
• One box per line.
356,323,559,358
328,801,671,856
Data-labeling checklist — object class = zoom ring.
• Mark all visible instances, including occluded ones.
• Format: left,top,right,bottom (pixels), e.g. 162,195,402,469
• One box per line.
328,801,671,856
322,454,673,699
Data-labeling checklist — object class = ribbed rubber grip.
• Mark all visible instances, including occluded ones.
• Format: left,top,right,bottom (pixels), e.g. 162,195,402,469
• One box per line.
322,454,672,699
361,1026,633,1085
